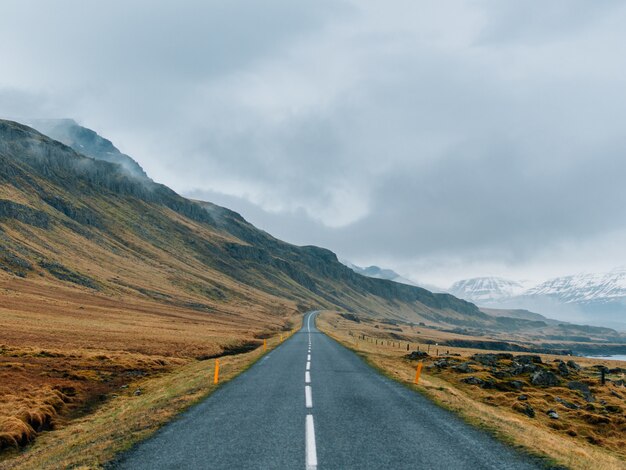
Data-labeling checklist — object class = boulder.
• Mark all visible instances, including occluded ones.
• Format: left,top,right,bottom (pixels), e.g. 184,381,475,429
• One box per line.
556,361,570,377
461,376,485,386
434,359,451,368
452,362,475,373
514,402,536,418
492,370,511,379
531,370,560,387
517,394,528,401
566,360,581,371
406,351,429,360
495,380,524,392
515,355,543,365
546,409,559,419
471,354,500,366
555,397,580,410
568,381,595,402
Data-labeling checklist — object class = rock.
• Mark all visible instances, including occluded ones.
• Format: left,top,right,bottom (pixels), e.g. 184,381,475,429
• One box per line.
609,367,623,374
462,376,485,386
605,404,622,413
610,390,622,399
518,394,528,401
566,360,581,371
480,380,496,390
434,359,451,368
568,381,595,402
531,370,560,387
555,397,580,409
495,380,524,392
613,379,625,387
471,354,500,366
452,362,475,373
515,355,543,365
492,369,512,379
514,402,536,418
120,384,129,389
406,351,429,360
508,361,539,375
495,353,514,360
546,409,559,419
510,380,525,391
133,388,142,396
557,361,570,377
522,404,536,418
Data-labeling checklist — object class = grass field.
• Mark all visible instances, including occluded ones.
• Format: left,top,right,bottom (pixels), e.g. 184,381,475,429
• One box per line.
0,273,300,467
317,311,626,470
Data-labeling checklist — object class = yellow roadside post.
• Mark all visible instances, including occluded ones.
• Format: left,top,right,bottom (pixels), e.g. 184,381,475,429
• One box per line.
414,361,423,384
264,339,267,351
214,359,220,384
280,334,283,343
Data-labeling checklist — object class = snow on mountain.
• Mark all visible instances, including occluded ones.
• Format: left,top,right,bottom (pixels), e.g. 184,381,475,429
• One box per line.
448,277,530,304
525,267,626,304
449,268,626,330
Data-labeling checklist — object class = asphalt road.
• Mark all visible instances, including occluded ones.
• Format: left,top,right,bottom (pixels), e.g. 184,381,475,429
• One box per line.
115,311,542,469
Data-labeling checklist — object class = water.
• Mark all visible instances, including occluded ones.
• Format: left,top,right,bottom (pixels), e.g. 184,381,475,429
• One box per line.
584,354,626,362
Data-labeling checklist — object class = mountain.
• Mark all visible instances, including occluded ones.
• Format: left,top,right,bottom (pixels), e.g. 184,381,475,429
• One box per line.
341,261,415,285
0,119,488,329
525,268,626,304
520,268,626,330
450,271,626,331
448,277,529,304
27,118,149,180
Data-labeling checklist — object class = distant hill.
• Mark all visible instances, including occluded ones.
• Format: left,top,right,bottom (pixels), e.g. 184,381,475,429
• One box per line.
0,119,488,328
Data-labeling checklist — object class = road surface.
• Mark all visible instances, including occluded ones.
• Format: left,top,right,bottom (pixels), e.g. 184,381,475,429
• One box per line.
115,311,543,469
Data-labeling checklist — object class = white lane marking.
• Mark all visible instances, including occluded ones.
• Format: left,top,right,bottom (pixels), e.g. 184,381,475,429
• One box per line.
306,414,317,469
305,371,311,383
306,361,311,371
307,354,311,361
305,385,313,408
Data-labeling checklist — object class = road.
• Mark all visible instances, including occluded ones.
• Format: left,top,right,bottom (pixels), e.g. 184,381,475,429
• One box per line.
115,311,543,469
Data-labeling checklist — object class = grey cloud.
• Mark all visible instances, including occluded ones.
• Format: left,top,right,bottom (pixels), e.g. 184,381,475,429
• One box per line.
2,0,626,285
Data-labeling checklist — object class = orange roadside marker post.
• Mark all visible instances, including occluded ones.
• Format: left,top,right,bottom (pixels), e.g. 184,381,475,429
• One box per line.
264,339,267,351
414,361,423,384
214,359,220,384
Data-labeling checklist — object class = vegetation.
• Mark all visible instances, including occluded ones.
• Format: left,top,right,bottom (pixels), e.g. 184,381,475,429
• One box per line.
318,311,626,470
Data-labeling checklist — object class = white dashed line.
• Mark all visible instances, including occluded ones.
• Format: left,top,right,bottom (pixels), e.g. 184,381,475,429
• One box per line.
305,371,311,383
306,414,318,469
306,361,311,371
307,354,311,361
305,385,313,408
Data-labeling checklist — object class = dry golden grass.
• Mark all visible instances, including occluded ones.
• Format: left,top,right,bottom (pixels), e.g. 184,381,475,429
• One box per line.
0,272,300,461
0,331,294,470
318,311,626,470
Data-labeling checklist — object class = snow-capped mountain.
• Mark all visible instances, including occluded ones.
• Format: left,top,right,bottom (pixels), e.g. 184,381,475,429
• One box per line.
449,268,626,330
525,267,626,305
448,277,530,304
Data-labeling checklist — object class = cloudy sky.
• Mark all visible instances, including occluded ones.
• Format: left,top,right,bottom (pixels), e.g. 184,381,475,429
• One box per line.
2,0,626,287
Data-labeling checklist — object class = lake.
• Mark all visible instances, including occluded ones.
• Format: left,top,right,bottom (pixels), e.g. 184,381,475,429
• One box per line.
585,355,626,362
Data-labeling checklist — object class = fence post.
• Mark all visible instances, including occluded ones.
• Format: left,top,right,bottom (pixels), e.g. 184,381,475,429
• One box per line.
414,362,423,384
214,359,220,384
